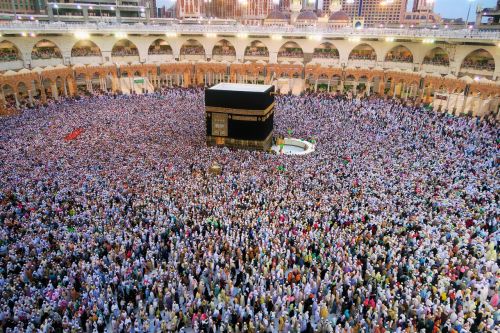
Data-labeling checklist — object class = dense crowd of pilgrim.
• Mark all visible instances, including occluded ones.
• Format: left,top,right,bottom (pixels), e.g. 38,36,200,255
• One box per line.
0,87,498,332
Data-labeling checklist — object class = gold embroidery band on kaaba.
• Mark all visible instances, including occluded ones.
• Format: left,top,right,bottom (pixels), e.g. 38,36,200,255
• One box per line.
211,113,228,136
207,132,273,150
231,115,258,122
229,111,273,122
206,102,275,117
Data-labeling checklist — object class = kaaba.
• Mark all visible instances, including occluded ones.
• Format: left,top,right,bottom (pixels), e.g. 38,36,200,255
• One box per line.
205,83,275,151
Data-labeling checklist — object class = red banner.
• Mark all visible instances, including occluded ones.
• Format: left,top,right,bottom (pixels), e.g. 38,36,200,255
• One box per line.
64,128,84,141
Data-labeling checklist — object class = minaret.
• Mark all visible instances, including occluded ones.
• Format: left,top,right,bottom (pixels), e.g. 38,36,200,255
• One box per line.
302,0,316,10
329,0,341,12
290,0,302,22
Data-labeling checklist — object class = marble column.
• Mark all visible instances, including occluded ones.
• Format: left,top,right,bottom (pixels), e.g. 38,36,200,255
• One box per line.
51,83,58,100
28,90,34,106
14,92,20,108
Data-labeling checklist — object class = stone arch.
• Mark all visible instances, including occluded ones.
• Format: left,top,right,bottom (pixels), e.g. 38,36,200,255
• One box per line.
31,79,43,101
0,40,22,61
317,73,329,80
90,72,101,91
42,78,54,99
305,71,316,80
423,47,449,66
356,75,369,94
75,73,87,92
459,49,495,73
331,73,342,81
111,39,139,57
71,40,102,57
244,40,269,61
2,83,16,107
348,43,376,61
344,75,356,92
358,75,369,83
16,81,29,104
31,39,62,60
212,39,236,61
148,39,173,55
436,84,448,93
55,76,66,97
385,45,413,63
17,81,28,94
104,71,115,92
331,74,343,92
313,42,339,59
180,39,205,59
277,41,304,62
65,73,76,95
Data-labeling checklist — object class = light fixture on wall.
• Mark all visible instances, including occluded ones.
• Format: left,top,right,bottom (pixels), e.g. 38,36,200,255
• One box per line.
74,31,90,39
115,32,128,38
385,37,394,42
308,35,322,41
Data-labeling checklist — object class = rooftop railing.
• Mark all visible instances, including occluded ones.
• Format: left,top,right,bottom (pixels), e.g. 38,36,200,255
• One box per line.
0,21,499,41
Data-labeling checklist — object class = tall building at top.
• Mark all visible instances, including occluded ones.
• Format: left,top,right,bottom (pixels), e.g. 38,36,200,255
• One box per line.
149,0,157,17
340,0,407,27
176,0,268,19
244,0,275,18
45,0,155,22
322,0,333,13
177,0,203,18
0,0,45,14
211,0,240,18
278,0,291,11
475,0,500,29
412,0,433,12
321,0,344,14
302,0,319,10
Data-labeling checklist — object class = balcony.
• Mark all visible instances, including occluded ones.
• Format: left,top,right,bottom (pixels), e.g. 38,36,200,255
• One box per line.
421,63,450,75
0,59,24,71
381,61,415,71
0,21,498,42
459,65,495,78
